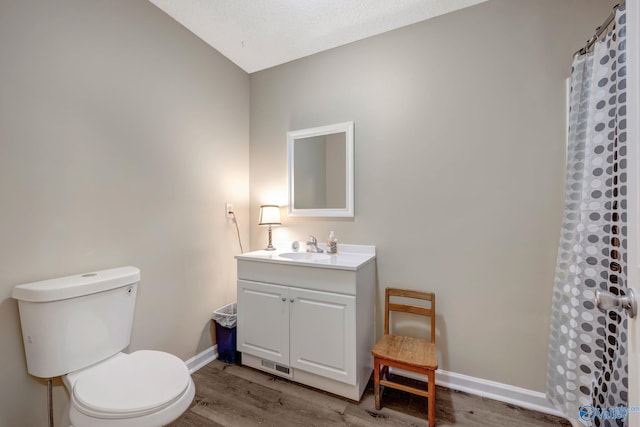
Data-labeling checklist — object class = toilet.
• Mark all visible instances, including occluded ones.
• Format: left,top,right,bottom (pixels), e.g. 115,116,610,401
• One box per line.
12,266,195,427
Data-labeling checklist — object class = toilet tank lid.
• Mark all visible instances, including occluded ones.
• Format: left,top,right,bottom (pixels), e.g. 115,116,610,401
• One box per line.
12,266,141,302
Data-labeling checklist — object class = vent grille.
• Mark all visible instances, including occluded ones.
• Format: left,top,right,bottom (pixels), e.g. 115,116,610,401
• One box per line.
276,364,290,374
261,359,290,374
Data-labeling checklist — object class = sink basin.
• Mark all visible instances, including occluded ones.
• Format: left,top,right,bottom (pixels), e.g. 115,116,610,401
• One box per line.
279,252,331,261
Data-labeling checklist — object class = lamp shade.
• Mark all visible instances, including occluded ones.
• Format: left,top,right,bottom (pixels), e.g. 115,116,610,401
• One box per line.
258,205,281,225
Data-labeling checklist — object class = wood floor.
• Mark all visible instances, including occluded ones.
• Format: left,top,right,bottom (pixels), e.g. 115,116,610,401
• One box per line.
170,360,571,427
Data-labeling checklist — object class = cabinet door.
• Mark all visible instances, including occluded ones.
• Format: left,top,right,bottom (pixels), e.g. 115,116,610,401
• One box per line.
289,288,356,384
237,280,289,365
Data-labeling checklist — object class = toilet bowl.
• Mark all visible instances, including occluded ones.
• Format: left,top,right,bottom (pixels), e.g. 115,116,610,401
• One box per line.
63,351,195,427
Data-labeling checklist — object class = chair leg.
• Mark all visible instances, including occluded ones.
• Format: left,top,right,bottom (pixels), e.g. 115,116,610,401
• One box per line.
374,358,381,410
427,369,435,427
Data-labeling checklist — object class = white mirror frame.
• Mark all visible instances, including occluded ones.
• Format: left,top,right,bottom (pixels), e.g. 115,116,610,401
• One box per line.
287,121,354,217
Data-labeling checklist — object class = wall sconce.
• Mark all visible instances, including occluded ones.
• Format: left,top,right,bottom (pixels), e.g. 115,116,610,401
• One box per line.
258,205,281,251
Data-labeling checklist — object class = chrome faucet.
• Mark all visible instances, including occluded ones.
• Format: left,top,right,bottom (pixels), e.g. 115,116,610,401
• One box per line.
306,235,324,253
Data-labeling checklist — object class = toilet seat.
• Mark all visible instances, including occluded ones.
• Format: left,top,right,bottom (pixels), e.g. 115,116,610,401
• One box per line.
70,350,190,419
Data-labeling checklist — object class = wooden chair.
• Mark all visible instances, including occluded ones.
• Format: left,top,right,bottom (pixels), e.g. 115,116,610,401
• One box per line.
371,288,438,426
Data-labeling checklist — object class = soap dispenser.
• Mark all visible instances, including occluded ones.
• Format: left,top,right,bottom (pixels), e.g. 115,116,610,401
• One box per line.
327,231,338,255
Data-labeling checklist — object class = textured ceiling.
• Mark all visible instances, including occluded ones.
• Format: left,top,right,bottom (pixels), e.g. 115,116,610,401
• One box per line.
148,0,487,73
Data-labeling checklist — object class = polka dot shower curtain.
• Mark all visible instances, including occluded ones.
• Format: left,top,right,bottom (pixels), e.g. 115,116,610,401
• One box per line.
546,4,629,427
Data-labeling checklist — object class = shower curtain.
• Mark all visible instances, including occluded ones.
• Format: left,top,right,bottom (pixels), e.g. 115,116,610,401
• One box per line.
547,4,628,427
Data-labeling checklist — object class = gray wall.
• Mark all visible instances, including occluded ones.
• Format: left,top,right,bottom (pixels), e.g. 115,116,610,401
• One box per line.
249,0,618,392
0,1,249,425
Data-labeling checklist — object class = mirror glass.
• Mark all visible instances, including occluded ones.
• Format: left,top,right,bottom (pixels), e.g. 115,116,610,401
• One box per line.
287,122,354,217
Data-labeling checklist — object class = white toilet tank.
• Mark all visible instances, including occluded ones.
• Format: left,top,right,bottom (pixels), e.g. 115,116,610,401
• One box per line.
12,267,140,378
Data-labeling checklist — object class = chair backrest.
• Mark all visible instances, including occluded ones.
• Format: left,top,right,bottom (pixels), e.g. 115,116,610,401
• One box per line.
384,288,436,343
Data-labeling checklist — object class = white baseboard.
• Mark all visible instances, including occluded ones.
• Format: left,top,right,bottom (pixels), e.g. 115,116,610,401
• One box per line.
390,367,565,419
437,370,564,417
185,345,217,374
186,347,565,420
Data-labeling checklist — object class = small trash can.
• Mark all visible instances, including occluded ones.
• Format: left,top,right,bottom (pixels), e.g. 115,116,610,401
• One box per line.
212,302,240,364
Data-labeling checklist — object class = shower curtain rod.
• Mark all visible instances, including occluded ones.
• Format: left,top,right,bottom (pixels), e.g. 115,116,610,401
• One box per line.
573,1,624,58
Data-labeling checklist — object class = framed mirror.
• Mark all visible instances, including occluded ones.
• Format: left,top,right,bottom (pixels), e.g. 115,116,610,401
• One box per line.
287,121,354,217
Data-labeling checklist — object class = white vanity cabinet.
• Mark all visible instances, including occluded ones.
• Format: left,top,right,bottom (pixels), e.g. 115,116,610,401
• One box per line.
238,280,356,384
235,245,375,401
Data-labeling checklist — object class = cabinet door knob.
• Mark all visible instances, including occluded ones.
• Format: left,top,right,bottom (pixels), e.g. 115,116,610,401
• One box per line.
281,297,286,302
290,298,295,303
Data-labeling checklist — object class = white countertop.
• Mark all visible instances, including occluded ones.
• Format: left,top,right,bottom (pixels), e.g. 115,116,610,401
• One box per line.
235,242,376,271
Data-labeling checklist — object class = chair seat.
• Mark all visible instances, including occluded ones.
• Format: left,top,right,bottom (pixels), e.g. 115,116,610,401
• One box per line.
372,334,438,370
